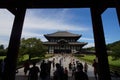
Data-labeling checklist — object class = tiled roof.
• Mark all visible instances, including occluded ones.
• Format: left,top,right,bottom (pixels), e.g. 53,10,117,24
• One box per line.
44,31,81,37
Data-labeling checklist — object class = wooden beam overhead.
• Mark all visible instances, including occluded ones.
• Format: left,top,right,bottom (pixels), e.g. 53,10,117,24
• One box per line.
116,7,120,26
7,8,17,15
98,7,107,15
0,0,118,8
115,0,120,26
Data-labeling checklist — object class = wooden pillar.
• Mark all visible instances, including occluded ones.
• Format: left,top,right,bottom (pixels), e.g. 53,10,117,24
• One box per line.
53,46,54,53
90,7,111,80
116,5,120,26
4,8,26,80
64,44,69,53
70,45,71,53
49,46,51,53
48,46,50,53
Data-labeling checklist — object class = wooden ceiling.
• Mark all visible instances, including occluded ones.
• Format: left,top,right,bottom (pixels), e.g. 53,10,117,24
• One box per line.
0,0,118,8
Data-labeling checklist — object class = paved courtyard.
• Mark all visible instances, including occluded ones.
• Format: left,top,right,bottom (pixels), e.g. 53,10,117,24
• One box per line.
15,54,120,80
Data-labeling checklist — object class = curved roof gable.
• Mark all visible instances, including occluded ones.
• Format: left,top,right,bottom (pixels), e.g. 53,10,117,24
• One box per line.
44,31,81,37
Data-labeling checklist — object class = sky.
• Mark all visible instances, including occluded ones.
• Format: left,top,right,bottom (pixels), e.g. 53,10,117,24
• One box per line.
0,8,120,48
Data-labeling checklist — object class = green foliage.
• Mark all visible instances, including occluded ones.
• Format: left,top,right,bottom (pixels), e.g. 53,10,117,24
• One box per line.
108,56,120,67
19,37,47,60
76,54,120,74
0,56,6,60
76,54,96,63
76,54,120,67
107,40,120,59
84,40,120,59
107,40,120,50
83,47,95,51
17,54,53,68
0,44,4,49
0,44,6,56
0,49,6,56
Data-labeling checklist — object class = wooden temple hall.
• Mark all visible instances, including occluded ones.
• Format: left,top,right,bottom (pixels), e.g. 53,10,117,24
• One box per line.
0,0,120,80
43,31,87,54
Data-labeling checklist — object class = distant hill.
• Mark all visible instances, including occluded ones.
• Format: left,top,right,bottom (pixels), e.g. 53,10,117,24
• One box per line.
84,40,120,51
107,40,120,59
107,40,120,50
84,40,120,55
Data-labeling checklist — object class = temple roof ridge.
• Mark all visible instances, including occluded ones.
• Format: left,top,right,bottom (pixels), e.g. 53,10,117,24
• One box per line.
44,31,81,37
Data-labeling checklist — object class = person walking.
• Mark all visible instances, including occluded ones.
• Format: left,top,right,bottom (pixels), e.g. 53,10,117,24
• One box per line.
84,62,88,73
64,67,68,80
69,62,72,71
1,58,6,80
23,60,30,75
72,62,76,77
47,60,52,80
0,60,2,80
92,59,98,80
28,62,40,80
52,58,55,70
40,60,48,80
53,63,64,80
74,64,89,80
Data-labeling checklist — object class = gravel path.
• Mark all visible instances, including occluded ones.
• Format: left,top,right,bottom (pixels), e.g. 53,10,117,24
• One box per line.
16,54,119,80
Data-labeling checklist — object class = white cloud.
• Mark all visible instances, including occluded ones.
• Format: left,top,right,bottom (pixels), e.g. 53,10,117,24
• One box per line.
0,9,14,48
0,9,91,48
0,9,14,36
80,37,94,48
83,43,95,48
81,37,94,41
23,10,89,31
22,31,42,38
0,40,8,48
23,20,89,31
0,9,14,37
22,9,90,42
21,31,47,41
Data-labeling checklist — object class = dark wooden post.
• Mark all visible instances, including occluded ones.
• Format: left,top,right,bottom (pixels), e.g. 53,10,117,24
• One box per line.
116,6,120,26
4,8,26,80
48,46,50,53
90,7,111,80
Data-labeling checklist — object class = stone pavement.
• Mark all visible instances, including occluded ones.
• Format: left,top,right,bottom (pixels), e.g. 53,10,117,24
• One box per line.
15,54,120,80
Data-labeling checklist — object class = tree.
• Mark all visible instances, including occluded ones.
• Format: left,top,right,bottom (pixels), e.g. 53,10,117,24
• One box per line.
0,44,4,49
107,40,120,60
0,44,6,56
19,37,47,61
111,45,120,60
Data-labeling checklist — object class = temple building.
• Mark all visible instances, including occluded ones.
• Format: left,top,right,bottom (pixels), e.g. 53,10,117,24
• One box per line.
43,31,87,53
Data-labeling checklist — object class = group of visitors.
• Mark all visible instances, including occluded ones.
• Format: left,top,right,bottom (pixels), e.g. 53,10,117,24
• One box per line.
51,56,68,80
52,55,89,80
23,59,52,80
22,55,87,80
0,54,99,80
53,63,68,80
68,59,89,80
23,57,69,80
52,55,90,80
74,63,89,80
